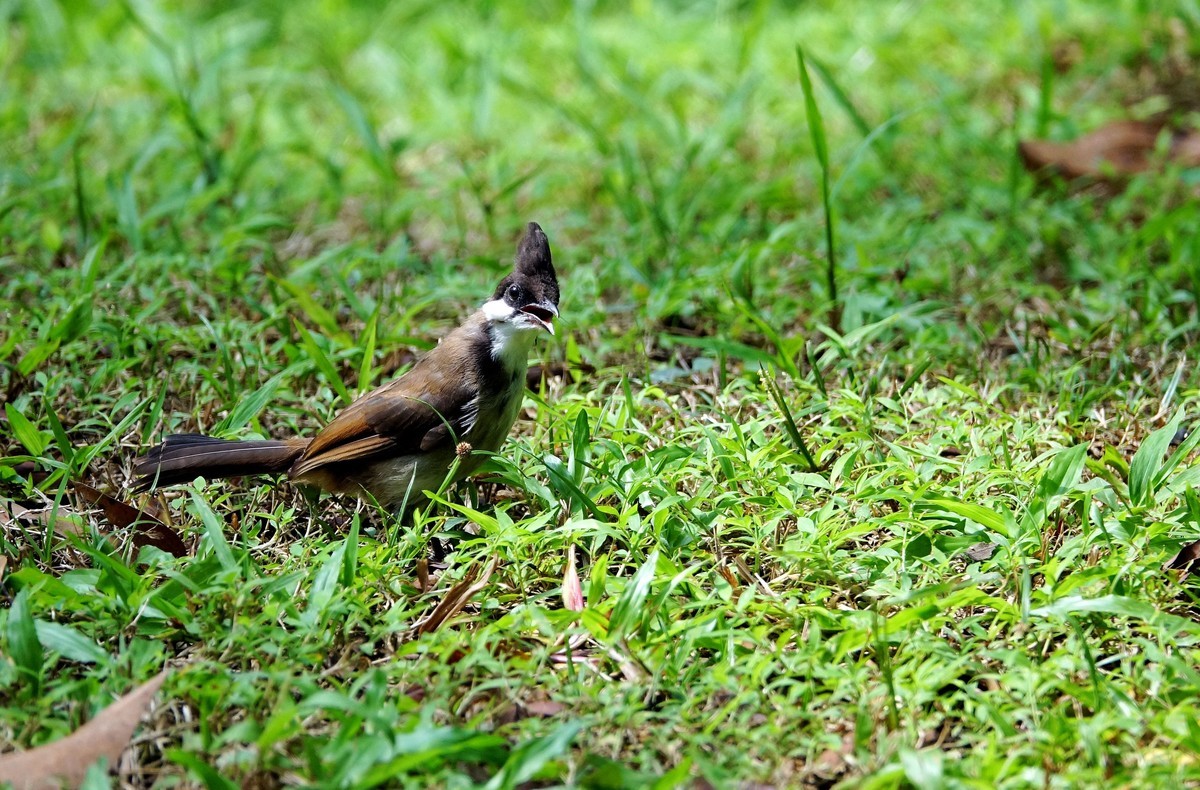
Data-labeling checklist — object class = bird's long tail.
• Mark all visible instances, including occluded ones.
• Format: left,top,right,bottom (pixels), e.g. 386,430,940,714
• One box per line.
132,434,309,492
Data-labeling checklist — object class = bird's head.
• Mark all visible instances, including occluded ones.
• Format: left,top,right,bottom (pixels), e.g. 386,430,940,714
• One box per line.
482,222,560,335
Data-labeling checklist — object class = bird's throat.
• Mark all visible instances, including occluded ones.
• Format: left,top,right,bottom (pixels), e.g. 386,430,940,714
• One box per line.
487,320,536,371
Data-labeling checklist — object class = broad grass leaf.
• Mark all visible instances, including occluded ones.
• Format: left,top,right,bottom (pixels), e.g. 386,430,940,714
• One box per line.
427,494,500,532
666,335,779,368
543,455,601,517
608,550,658,642
295,323,353,406
189,492,237,573
0,671,166,789
6,588,42,694
1152,414,1200,503
307,542,346,618
1030,594,1161,621
796,46,828,170
805,54,872,139
587,552,608,608
1129,414,1184,507
900,747,944,789
484,721,583,790
50,297,92,344
5,404,48,457
330,83,392,178
356,308,379,395
920,497,1015,538
340,514,360,589
34,621,110,666
212,371,285,436
276,277,351,345
1021,443,1088,533
44,405,74,465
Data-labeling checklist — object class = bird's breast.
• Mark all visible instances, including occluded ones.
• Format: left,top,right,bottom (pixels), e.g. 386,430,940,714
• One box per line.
466,369,526,454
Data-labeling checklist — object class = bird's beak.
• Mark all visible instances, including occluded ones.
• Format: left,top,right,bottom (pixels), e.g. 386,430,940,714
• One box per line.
519,302,558,335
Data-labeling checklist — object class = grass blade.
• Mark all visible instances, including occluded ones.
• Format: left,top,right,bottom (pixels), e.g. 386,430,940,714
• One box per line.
760,370,819,471
7,589,43,695
1130,413,1185,507
796,45,839,331
608,550,658,642
296,322,353,407
212,372,286,437
189,491,238,574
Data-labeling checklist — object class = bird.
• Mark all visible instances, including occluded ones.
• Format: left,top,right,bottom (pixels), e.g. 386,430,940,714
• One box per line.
133,221,559,515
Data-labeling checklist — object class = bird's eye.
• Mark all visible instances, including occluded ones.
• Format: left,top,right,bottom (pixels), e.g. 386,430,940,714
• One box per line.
507,284,521,302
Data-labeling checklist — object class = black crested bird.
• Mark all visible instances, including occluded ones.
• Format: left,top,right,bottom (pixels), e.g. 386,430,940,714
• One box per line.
134,222,559,514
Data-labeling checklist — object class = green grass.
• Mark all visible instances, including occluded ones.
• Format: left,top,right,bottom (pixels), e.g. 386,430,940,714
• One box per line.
3,0,1200,786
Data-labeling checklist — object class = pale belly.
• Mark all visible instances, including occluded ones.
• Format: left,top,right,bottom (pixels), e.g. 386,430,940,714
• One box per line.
353,374,526,510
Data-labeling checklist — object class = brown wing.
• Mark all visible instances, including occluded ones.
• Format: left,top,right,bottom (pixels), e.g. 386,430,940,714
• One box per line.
290,327,481,478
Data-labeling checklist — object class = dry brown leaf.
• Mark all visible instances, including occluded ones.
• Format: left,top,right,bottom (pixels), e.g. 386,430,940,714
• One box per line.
962,543,999,564
415,559,497,635
3,460,49,484
498,698,567,725
0,671,167,789
0,554,7,582
562,548,584,612
1167,538,1200,576
732,555,775,597
524,699,566,717
70,481,188,558
415,558,430,593
716,564,739,591
1019,121,1200,180
0,499,84,537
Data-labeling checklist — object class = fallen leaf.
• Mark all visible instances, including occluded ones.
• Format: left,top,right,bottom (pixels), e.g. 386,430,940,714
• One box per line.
415,558,430,592
732,555,775,597
1168,538,1200,576
716,564,739,591
498,698,567,725
3,460,48,483
415,559,497,635
0,671,167,789
71,481,188,558
0,499,84,537
1020,121,1200,181
961,543,998,564
562,548,584,612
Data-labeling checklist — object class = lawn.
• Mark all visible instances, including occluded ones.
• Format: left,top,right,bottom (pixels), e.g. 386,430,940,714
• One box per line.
3,0,1200,786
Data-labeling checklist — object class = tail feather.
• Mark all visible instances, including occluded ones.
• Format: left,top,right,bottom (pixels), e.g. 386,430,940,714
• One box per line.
133,434,308,492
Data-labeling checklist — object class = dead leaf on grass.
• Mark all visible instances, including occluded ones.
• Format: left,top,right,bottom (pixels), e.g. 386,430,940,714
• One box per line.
961,543,999,564
716,564,739,591
414,559,497,635
1167,538,1200,576
414,558,430,592
0,671,167,790
70,481,187,558
1020,121,1200,181
0,499,85,537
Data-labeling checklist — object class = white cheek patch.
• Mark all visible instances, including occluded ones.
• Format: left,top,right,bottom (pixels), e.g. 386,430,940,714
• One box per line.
481,298,515,322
